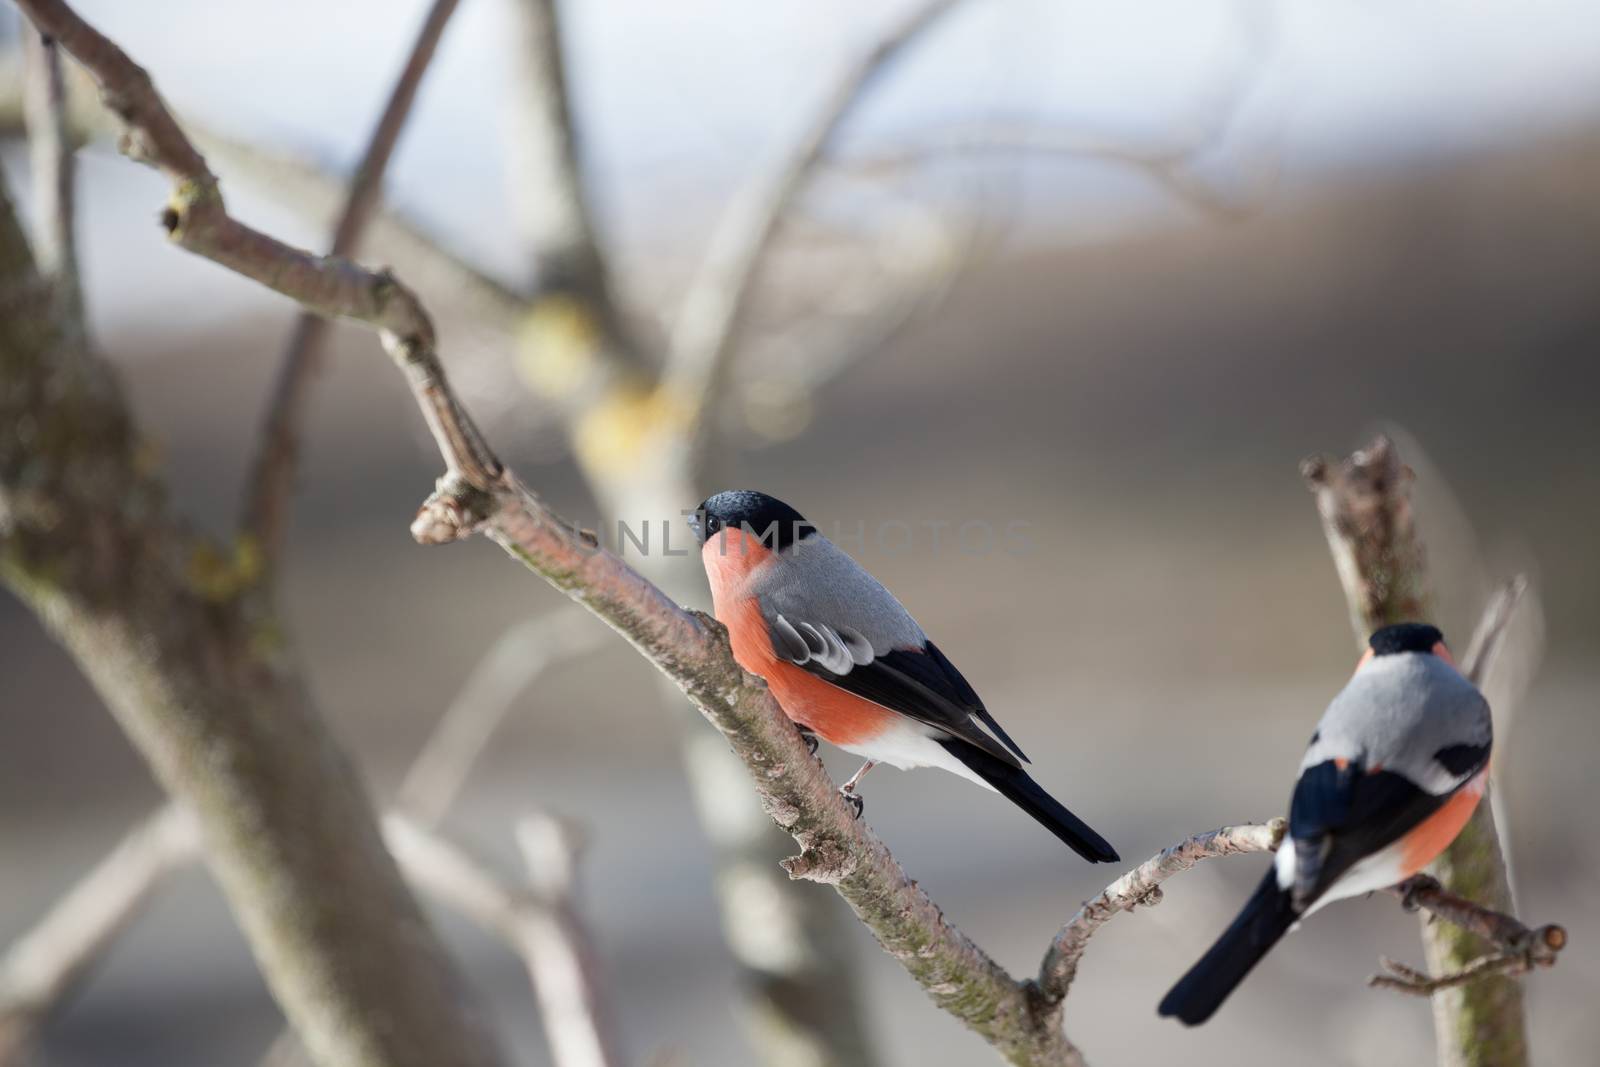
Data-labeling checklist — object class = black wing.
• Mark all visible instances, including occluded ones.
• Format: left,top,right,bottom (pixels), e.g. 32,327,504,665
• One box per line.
1287,759,1451,906
774,620,1027,767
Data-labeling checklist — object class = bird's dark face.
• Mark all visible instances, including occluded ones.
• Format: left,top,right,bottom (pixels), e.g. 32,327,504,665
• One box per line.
690,490,816,551
1368,622,1446,656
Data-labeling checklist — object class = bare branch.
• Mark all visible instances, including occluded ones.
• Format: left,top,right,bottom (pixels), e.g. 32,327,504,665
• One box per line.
384,815,622,1067
1301,434,1431,639
398,611,609,824
0,56,527,338
19,24,82,332
0,807,198,1060
662,0,969,439
7,609,604,1067
504,0,649,391
1460,576,1528,686
1036,820,1285,1004
1370,875,1567,996
515,814,622,1067
842,124,1260,222
240,0,464,571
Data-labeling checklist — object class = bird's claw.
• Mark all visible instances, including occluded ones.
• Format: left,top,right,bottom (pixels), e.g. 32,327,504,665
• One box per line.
799,730,819,757
839,789,864,820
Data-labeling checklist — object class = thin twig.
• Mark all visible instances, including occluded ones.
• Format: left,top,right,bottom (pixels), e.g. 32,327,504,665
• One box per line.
240,0,463,569
1036,820,1285,1004
398,610,609,824
661,0,969,441
843,125,1258,222
17,0,506,491
503,0,648,391
19,23,83,332
1369,874,1566,996
1460,576,1528,687
0,807,199,1060
384,815,622,1067
0,56,527,334
4,610,604,1067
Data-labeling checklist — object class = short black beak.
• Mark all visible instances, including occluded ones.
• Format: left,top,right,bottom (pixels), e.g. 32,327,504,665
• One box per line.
686,510,706,545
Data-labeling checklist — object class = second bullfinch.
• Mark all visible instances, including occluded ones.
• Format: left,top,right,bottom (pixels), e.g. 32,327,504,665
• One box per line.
1158,622,1492,1025
689,489,1119,864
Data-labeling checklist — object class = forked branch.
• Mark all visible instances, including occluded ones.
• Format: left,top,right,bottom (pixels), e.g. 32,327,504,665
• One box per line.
1372,875,1566,996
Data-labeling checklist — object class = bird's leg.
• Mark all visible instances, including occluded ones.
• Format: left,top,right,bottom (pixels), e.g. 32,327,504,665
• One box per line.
796,725,819,757
838,760,876,819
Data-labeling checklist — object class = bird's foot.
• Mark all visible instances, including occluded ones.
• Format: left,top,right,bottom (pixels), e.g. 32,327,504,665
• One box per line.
798,728,819,757
1398,874,1441,912
838,788,864,820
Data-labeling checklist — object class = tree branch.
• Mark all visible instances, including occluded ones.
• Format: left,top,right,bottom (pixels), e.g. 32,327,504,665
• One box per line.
397,610,610,823
1035,820,1285,1005
19,23,82,334
1371,875,1567,996
842,124,1259,222
384,814,622,1067
504,0,649,401
1460,576,1527,686
240,0,464,572
4,5,504,1065
1302,433,1533,1067
0,807,198,1060
661,0,969,441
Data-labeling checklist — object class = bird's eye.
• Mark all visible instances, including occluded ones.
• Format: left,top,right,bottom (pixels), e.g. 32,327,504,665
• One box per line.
705,515,721,534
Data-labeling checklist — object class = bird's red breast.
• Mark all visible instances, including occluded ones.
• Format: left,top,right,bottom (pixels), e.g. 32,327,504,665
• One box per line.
1399,767,1487,876
703,531,897,748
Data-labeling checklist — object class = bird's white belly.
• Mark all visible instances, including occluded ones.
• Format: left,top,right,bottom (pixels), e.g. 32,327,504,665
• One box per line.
1275,838,1409,917
835,718,996,792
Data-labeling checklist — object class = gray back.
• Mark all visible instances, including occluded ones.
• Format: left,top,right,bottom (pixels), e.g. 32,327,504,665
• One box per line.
1301,652,1491,794
748,534,926,654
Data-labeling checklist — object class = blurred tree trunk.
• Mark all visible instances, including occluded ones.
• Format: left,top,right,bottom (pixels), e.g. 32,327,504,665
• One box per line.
1305,438,1529,1067
0,166,499,1067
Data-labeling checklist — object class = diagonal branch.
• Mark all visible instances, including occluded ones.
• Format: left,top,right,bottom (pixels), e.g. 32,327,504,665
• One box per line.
503,0,650,399
19,23,82,333
384,814,622,1067
1035,820,1285,1005
240,0,464,571
661,0,969,440
397,610,611,823
1460,576,1527,686
0,807,198,1060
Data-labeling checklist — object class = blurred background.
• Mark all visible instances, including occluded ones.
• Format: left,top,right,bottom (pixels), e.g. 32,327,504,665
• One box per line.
1,0,1597,1064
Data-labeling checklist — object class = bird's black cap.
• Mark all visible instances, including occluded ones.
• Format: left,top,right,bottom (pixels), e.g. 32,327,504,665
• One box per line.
1368,622,1444,655
690,490,816,550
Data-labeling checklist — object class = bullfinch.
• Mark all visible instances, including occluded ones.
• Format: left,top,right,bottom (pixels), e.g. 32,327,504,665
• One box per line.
1158,622,1492,1025
688,489,1119,864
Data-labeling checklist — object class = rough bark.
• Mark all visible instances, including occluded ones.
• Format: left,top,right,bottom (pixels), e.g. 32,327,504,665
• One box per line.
1303,434,1530,1067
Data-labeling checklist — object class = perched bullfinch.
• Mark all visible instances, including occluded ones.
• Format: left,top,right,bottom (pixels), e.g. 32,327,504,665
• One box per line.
1158,622,1492,1025
689,490,1119,864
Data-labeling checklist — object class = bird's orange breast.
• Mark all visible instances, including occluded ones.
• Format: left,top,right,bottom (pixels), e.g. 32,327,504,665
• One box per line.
718,595,895,747
1400,769,1488,876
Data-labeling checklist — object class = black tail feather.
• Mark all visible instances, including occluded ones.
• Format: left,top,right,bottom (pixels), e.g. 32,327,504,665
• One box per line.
1158,871,1297,1025
937,739,1119,863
